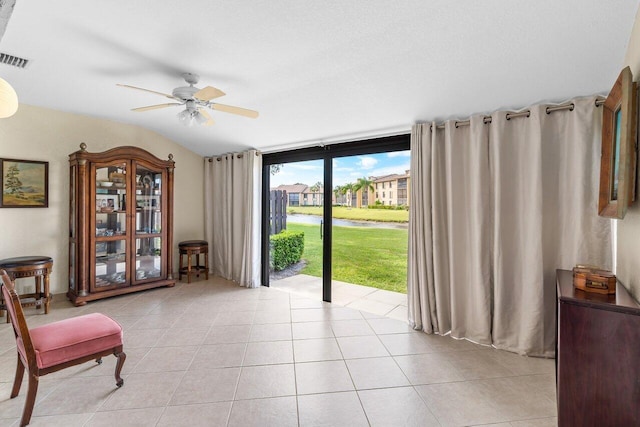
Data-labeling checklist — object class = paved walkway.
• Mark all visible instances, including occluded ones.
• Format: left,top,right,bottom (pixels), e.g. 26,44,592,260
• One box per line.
270,274,408,321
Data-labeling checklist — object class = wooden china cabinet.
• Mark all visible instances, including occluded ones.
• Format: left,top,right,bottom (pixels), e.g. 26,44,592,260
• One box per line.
68,143,175,305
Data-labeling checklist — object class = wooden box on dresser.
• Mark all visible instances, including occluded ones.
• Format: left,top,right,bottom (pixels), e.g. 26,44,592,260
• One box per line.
68,143,175,305
556,269,640,426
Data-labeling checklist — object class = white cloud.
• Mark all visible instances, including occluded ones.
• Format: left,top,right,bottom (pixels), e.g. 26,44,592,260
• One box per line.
387,151,411,158
358,157,378,169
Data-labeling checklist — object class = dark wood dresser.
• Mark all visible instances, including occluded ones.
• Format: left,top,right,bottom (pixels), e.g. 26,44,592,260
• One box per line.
556,269,640,426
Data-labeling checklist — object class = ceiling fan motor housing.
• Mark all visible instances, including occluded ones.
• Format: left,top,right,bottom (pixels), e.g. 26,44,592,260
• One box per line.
172,85,199,101
172,72,202,100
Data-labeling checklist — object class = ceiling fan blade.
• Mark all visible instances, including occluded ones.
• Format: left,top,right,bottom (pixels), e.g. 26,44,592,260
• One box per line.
131,103,182,112
194,86,226,101
211,103,259,118
117,84,182,101
198,108,215,126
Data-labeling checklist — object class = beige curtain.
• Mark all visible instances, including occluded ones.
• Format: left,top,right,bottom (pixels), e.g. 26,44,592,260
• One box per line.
408,96,611,356
204,150,262,288
408,117,492,344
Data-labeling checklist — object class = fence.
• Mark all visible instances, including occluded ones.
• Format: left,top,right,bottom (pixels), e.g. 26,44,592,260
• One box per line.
270,190,287,234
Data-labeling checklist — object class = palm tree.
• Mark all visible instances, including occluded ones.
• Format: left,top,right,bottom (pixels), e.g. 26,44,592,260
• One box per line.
353,177,375,207
333,185,342,205
310,181,322,206
341,183,354,207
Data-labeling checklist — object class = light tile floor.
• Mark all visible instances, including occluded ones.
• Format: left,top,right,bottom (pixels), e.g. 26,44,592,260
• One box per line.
271,274,409,321
0,276,557,426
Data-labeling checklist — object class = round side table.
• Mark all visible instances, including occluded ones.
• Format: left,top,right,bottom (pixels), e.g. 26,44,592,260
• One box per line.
0,256,53,319
178,241,209,283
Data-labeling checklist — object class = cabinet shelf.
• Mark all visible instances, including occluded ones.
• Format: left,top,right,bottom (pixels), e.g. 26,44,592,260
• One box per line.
95,235,127,241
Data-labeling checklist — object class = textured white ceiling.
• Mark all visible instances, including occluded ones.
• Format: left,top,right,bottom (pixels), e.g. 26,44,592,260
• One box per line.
0,1,638,155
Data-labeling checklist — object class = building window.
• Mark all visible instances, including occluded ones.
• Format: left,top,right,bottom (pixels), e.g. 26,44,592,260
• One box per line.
376,183,379,189
398,178,407,189
382,182,385,189
390,182,393,188
382,191,385,198
289,193,299,206
376,192,378,198
397,188,407,205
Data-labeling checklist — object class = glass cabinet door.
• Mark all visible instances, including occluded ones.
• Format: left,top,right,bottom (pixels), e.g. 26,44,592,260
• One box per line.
93,162,128,290
134,164,163,282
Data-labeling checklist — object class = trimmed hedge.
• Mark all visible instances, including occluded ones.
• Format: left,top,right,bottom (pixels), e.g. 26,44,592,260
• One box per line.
367,204,407,210
270,230,305,271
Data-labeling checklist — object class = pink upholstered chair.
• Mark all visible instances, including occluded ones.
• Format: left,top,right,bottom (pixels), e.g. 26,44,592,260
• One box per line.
0,270,126,426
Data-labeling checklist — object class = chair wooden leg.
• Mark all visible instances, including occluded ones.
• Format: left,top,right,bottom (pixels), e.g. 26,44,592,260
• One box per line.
114,349,126,387
20,374,38,427
10,356,25,398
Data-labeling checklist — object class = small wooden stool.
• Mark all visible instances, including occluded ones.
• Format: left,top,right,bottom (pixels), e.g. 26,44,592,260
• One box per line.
178,240,209,283
0,256,53,318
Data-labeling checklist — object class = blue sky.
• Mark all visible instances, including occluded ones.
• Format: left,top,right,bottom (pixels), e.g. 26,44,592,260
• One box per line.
269,150,410,187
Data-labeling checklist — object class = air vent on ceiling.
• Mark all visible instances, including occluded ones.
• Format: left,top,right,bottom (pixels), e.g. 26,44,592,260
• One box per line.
0,52,30,69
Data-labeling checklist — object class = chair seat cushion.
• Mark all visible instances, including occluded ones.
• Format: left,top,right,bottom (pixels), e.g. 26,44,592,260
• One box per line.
19,313,123,369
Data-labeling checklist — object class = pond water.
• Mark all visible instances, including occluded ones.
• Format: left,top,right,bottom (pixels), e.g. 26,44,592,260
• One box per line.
287,213,408,229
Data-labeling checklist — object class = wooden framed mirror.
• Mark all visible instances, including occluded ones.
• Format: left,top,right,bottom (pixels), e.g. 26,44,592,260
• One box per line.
598,66,638,219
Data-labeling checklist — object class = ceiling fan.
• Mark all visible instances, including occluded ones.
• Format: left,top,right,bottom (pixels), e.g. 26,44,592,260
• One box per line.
117,73,258,126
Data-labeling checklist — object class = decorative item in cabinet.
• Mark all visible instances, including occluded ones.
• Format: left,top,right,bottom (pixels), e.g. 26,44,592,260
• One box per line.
68,143,175,306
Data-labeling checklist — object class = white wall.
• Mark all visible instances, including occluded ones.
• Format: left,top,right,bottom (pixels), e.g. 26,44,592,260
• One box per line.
617,6,640,299
0,104,205,295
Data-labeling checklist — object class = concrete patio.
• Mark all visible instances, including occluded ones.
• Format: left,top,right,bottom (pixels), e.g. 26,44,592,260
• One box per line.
270,274,408,322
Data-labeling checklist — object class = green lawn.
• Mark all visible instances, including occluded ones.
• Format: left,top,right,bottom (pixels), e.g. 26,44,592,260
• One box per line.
287,205,408,223
286,222,408,293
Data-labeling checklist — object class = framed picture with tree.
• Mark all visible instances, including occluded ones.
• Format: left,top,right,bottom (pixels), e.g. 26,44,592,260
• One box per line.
0,158,49,208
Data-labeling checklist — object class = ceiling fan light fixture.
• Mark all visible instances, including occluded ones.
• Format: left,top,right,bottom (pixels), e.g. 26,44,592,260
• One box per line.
177,109,193,126
194,110,208,125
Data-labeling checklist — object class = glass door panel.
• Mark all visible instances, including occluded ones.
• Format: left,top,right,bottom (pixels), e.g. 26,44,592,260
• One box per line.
93,163,128,291
135,167,162,234
135,237,162,281
331,152,410,299
96,163,128,237
267,159,324,299
94,239,127,288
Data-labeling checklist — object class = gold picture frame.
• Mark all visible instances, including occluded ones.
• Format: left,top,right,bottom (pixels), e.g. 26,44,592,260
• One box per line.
598,66,638,219
0,158,49,208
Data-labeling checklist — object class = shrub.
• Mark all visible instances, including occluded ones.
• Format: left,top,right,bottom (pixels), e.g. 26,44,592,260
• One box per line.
367,204,405,210
270,230,305,271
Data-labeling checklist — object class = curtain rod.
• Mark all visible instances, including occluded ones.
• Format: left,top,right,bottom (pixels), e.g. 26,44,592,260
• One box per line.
206,151,261,162
436,99,605,130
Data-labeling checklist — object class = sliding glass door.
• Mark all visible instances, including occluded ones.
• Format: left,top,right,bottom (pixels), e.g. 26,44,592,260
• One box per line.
262,135,410,302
